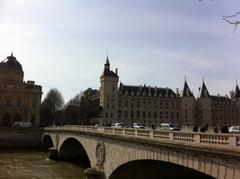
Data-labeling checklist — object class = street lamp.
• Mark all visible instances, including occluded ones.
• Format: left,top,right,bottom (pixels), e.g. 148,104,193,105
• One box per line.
131,96,134,128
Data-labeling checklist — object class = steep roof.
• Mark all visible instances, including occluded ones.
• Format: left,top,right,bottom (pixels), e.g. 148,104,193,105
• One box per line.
182,80,194,97
200,81,210,98
101,56,118,78
233,84,240,98
119,83,176,98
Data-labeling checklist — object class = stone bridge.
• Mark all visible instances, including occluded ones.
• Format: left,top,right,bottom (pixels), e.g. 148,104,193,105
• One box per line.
42,126,240,179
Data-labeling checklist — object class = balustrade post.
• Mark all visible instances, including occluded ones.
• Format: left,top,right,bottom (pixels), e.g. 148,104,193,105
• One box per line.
169,132,174,140
229,136,237,147
97,127,105,133
150,131,154,138
135,129,138,136
194,134,200,144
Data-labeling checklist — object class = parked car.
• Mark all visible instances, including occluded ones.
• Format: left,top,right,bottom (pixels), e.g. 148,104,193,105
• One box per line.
111,123,125,128
229,126,240,133
159,123,174,130
13,121,32,128
133,123,145,129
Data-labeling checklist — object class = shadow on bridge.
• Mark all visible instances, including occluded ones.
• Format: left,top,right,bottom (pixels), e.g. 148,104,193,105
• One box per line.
58,138,91,167
42,135,53,151
109,160,215,179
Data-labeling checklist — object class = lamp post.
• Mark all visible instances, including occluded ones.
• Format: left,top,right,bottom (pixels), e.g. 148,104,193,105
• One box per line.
131,97,134,128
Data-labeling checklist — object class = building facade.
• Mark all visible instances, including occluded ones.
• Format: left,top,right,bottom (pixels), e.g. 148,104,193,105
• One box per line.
98,57,240,128
0,53,42,127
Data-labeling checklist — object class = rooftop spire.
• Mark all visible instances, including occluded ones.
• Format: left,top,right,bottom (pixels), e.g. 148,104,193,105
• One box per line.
200,81,210,98
182,78,193,97
234,82,240,98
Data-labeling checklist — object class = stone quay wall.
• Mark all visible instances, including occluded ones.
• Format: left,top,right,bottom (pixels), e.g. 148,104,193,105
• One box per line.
0,128,42,148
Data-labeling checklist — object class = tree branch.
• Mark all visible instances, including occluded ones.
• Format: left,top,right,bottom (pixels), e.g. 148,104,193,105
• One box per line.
222,11,240,32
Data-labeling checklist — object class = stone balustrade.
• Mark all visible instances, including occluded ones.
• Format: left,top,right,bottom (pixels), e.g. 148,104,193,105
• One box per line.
46,125,240,148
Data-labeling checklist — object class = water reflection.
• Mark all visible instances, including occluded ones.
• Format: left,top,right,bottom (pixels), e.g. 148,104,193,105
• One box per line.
0,149,86,179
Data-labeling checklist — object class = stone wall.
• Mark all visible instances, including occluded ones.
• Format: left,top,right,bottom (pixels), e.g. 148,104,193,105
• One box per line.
0,128,42,148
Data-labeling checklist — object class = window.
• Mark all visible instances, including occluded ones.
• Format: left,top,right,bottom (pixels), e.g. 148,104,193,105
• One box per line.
125,101,128,107
143,111,146,118
105,112,108,118
32,100,37,108
137,111,140,118
6,99,11,107
17,100,21,107
148,111,151,118
131,110,134,118
124,111,128,118
154,111,157,118
118,110,122,118
137,101,140,108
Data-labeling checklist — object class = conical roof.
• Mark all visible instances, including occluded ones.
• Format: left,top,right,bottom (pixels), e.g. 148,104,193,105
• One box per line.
234,84,240,98
182,80,194,97
200,81,210,98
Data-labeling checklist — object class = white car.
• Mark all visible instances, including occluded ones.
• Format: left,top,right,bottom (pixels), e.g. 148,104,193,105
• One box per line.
133,123,145,129
159,123,174,130
111,123,125,128
229,126,240,133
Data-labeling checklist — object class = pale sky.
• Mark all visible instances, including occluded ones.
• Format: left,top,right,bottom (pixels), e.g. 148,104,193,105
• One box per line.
0,0,240,102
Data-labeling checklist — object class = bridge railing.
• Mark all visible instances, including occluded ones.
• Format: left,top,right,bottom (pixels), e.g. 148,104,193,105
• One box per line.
44,126,240,148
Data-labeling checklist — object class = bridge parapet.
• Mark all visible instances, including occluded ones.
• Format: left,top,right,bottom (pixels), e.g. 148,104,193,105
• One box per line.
44,125,240,148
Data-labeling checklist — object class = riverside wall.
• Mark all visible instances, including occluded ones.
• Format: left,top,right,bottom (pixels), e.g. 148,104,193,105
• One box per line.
0,128,42,148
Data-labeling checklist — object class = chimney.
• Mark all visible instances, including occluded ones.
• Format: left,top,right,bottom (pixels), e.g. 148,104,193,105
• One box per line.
115,68,118,75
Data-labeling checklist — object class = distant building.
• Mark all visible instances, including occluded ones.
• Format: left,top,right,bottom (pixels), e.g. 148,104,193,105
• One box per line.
0,53,42,127
197,81,240,127
99,57,181,127
98,57,240,128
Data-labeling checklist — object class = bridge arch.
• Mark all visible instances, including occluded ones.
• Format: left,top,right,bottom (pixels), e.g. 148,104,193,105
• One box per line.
109,159,215,179
58,137,91,167
105,145,224,179
42,135,54,150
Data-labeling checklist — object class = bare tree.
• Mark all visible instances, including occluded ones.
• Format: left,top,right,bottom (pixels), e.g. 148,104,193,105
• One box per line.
64,88,99,125
223,12,240,32
41,88,65,126
199,0,240,31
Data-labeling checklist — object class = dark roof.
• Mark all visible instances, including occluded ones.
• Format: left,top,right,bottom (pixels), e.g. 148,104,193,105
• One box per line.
200,81,210,98
233,84,240,98
211,95,232,104
0,53,23,72
103,69,118,77
182,80,194,97
101,56,118,78
119,83,176,98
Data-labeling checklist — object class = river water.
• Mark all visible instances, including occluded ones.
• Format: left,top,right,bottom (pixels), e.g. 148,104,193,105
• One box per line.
0,149,86,179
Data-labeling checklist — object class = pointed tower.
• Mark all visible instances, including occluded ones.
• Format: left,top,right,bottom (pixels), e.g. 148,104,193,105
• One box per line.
99,56,119,126
180,79,196,127
200,81,210,98
198,80,212,126
233,83,240,98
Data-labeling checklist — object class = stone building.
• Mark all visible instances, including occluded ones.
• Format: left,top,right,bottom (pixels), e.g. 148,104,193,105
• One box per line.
197,81,240,127
0,53,42,127
98,57,240,128
99,57,181,127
